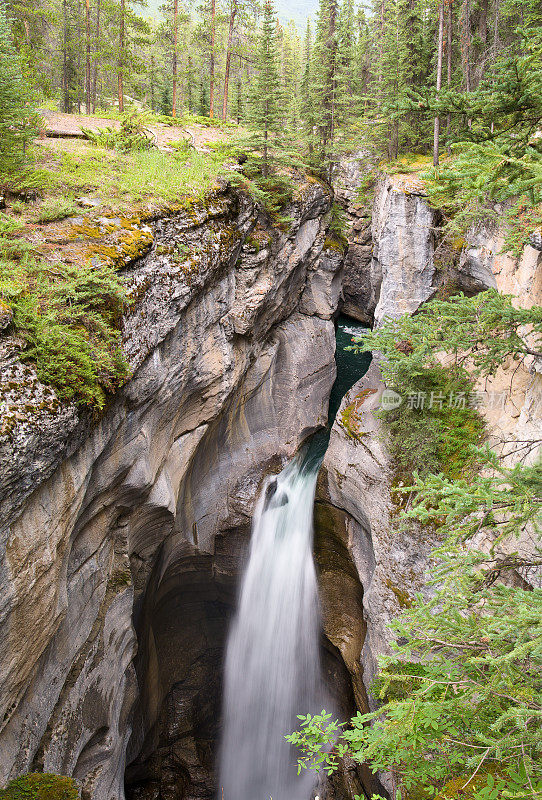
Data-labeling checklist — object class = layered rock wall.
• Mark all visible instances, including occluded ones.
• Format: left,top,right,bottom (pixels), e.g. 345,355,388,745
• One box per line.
319,160,541,795
0,180,342,799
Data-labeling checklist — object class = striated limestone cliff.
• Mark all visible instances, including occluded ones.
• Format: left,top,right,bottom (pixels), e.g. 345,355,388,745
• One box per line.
1,150,540,800
316,163,541,795
0,179,343,800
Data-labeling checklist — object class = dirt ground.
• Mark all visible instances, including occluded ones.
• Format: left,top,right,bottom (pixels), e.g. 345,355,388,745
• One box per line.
39,110,237,152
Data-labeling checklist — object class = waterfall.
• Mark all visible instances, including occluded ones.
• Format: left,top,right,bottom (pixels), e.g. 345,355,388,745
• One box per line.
219,447,325,800
219,316,372,800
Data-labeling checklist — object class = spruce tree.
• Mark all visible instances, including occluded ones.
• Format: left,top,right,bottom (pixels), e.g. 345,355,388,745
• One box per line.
0,2,36,176
246,0,283,177
310,0,339,179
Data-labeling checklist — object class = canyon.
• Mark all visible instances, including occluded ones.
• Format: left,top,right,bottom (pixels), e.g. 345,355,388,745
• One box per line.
0,156,540,800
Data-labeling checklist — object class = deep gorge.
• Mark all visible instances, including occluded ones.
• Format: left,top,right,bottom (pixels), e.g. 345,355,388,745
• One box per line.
0,156,540,800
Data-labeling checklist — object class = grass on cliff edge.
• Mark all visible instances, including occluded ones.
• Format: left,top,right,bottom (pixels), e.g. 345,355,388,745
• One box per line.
0,222,130,410
4,139,230,210
0,132,245,413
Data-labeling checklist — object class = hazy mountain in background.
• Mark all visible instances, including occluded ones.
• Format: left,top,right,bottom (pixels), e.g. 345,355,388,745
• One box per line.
142,0,318,28
274,0,319,26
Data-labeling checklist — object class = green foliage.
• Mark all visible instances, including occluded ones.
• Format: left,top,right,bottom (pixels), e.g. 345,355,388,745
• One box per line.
0,773,79,800
350,291,542,382
346,293,539,478
36,197,77,223
0,4,38,178
35,144,226,207
290,292,542,800
82,113,154,153
232,170,295,223
229,3,303,222
290,579,542,798
328,201,348,246
0,250,130,408
383,364,484,480
422,142,542,252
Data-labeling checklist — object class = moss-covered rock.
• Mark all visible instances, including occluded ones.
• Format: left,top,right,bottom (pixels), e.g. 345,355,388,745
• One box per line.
0,773,79,800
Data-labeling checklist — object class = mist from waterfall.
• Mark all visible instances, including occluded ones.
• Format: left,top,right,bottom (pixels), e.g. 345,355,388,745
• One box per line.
218,448,325,800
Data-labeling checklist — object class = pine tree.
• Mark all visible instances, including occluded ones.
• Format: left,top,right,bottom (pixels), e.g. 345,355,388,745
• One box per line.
246,0,284,177
0,2,36,176
310,0,339,178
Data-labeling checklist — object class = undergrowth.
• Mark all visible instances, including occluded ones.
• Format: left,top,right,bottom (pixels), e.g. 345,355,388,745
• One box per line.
0,773,79,800
5,144,227,208
36,197,77,223
381,363,485,482
82,112,154,153
0,237,130,408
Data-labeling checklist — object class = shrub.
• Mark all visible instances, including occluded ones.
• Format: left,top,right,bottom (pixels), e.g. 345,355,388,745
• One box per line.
0,254,130,408
82,113,154,153
36,198,77,224
0,773,79,800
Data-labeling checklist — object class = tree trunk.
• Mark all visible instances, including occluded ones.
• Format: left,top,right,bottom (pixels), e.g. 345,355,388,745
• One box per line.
172,0,179,116
150,54,155,111
479,0,488,44
85,0,91,113
433,0,444,167
446,0,452,152
263,129,268,177
187,55,193,112
62,0,71,113
92,0,100,111
118,0,125,113
236,70,241,123
463,0,471,92
222,0,237,120
209,0,215,117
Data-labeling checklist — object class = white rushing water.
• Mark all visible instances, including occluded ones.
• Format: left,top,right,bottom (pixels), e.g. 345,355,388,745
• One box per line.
219,449,325,800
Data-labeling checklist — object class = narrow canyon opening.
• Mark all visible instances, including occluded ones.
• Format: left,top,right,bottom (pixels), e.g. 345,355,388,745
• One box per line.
124,315,374,800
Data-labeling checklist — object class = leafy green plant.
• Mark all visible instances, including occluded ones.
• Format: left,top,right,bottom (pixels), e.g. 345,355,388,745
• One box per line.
36,197,77,223
0,253,130,408
0,773,79,800
82,113,154,153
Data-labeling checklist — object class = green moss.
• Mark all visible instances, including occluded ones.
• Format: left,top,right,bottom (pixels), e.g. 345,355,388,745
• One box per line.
434,766,503,799
340,404,362,440
323,234,346,253
111,568,132,589
384,578,413,608
339,389,376,441
0,773,79,800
